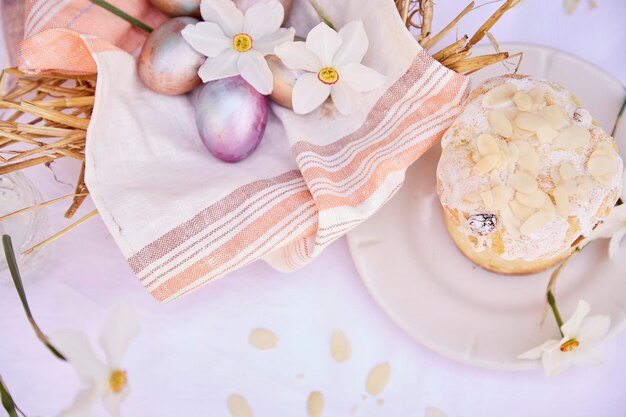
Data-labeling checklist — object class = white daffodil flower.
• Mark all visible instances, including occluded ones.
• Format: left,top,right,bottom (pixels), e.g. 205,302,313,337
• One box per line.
589,170,626,259
274,21,386,115
181,0,295,95
50,304,140,417
518,300,610,377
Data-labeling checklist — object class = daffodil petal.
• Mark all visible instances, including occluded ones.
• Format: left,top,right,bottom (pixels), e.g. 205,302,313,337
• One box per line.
339,62,386,92
50,330,109,383
542,349,574,377
274,41,321,72
591,217,626,240
99,303,140,369
102,387,130,417
608,227,626,259
255,27,296,56
59,387,99,417
200,0,243,37
181,22,231,58
238,51,273,95
517,339,560,360
198,49,239,83
306,22,342,67
333,21,369,68
561,300,591,339
292,72,331,115
331,82,362,115
573,345,605,367
620,169,626,205
243,0,283,40
577,314,611,344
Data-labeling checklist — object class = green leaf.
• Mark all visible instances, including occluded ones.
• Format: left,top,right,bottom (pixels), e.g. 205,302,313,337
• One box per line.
90,0,153,33
0,375,19,417
2,235,66,361
308,0,336,29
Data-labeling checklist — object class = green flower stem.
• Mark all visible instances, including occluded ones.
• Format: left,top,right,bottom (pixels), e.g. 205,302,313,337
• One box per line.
545,246,585,337
90,0,153,33
308,0,336,30
0,375,19,417
547,290,564,337
2,235,65,361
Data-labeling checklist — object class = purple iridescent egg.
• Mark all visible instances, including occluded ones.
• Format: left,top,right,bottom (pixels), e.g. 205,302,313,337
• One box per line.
195,76,268,163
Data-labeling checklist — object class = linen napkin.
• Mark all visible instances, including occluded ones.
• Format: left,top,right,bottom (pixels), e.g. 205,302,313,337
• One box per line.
16,0,469,302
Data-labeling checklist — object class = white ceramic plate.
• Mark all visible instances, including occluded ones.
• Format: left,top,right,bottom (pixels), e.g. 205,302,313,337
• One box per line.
346,43,626,371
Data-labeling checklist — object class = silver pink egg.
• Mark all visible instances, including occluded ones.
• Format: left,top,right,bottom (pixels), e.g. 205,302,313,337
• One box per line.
195,77,268,163
149,0,201,17
138,17,205,96
233,0,293,23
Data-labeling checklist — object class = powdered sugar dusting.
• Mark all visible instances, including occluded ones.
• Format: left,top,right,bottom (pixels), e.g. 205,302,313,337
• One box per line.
437,75,623,262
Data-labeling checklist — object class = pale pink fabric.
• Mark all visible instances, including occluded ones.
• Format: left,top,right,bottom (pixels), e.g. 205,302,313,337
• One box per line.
17,0,469,301
18,0,166,74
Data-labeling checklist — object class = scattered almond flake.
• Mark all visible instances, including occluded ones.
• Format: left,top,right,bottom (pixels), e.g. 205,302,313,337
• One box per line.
562,179,578,195
587,0,597,10
540,105,569,130
517,149,540,172
488,110,513,138
227,394,253,417
554,187,570,217
481,190,494,210
296,374,305,380
476,133,499,156
425,407,448,417
564,0,581,14
520,211,551,235
351,405,359,415
588,155,618,177
536,125,558,143
249,328,278,350
365,362,391,395
330,331,352,363
513,91,532,111
559,162,578,180
510,171,538,194
475,154,500,174
509,199,536,222
516,190,546,209
528,89,545,111
481,83,516,108
514,112,547,132
492,185,513,210
307,391,324,417
377,399,385,406
554,125,590,150
464,191,483,203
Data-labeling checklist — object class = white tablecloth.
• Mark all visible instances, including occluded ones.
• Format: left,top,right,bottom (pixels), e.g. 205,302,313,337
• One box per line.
1,1,626,416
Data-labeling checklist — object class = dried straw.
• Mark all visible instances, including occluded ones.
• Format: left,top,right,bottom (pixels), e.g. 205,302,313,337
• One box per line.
0,68,93,219
400,0,521,75
1,0,521,255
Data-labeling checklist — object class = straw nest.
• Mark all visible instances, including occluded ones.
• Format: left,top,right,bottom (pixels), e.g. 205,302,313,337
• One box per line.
0,0,521,254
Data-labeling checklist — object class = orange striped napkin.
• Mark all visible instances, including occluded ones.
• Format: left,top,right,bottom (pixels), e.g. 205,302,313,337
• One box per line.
16,0,469,302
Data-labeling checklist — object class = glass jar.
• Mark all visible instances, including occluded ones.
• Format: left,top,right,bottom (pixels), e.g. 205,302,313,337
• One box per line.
0,171,50,284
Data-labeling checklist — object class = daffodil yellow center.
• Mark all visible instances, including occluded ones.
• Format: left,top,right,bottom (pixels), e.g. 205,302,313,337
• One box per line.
233,33,253,52
109,369,127,393
318,67,339,85
560,339,580,352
